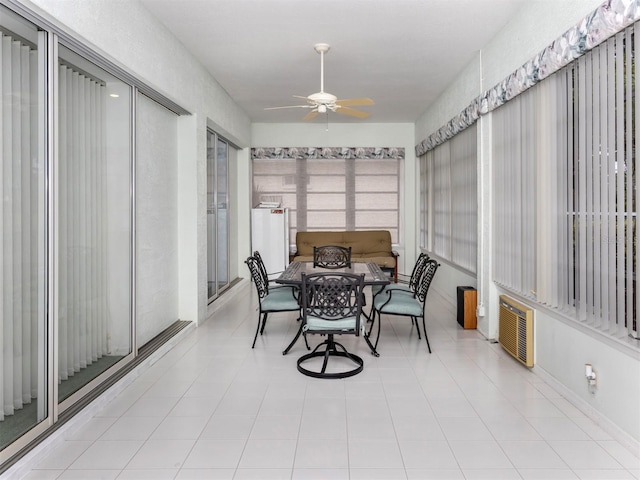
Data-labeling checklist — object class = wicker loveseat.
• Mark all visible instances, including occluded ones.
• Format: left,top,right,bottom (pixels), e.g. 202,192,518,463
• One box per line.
292,230,398,282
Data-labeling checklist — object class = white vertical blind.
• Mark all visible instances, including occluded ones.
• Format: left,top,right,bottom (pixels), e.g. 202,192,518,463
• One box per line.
421,123,477,273
58,63,109,384
433,143,451,259
492,24,638,340
0,32,40,421
252,154,401,244
419,153,428,250
450,126,478,272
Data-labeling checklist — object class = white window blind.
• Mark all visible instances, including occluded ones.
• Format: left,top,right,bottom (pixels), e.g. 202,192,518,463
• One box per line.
0,29,43,422
420,124,477,273
252,149,401,244
58,63,111,384
492,24,638,340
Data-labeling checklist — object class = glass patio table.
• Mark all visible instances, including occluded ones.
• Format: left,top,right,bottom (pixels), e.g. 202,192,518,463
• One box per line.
275,261,390,287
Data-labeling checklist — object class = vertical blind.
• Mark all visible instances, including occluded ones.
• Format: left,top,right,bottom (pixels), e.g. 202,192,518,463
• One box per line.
421,123,477,273
492,24,638,339
58,63,110,384
252,152,400,244
0,32,41,421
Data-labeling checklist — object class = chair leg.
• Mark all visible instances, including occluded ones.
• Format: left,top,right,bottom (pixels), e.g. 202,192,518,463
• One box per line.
333,339,369,366
373,310,383,350
411,317,422,339
297,334,364,379
367,309,375,337
252,312,267,348
363,330,380,357
367,302,376,323
421,317,432,353
283,321,305,355
320,343,331,374
260,313,269,334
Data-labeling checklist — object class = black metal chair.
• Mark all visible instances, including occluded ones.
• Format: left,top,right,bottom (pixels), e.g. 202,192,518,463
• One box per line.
245,255,305,349
371,252,430,298
370,258,439,353
297,272,377,378
253,250,292,292
313,245,352,269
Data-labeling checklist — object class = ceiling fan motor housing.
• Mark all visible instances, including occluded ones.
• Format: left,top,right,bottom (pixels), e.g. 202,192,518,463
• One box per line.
307,91,337,106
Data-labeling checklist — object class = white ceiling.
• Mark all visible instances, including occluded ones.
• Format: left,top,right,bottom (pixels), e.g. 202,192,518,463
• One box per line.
139,0,529,124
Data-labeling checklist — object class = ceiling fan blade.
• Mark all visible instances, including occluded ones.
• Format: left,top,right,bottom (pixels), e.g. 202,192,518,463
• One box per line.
303,109,319,121
335,98,374,107
264,105,313,110
335,106,370,119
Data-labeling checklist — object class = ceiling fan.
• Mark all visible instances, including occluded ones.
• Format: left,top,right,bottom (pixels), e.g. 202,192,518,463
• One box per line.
265,43,374,121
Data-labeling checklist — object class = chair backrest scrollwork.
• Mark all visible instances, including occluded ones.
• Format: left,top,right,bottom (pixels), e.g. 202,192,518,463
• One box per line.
245,256,269,299
313,245,352,269
301,272,365,334
415,259,439,303
408,252,430,292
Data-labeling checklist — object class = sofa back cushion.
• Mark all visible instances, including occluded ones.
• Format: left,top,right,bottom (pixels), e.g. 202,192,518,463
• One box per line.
296,230,392,257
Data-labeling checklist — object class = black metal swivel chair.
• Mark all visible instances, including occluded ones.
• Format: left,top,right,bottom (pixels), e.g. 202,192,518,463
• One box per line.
313,245,352,269
297,272,377,378
370,258,439,353
313,244,368,312
245,255,305,349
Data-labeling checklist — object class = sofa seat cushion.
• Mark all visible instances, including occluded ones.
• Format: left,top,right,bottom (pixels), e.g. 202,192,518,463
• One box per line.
293,231,398,280
292,255,395,269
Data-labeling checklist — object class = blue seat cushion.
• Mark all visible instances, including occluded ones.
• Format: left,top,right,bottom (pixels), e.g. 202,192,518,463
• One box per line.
373,290,423,316
261,289,300,311
303,315,356,332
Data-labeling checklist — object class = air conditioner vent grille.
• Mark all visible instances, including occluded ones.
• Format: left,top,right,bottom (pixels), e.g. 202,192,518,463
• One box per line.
498,295,533,367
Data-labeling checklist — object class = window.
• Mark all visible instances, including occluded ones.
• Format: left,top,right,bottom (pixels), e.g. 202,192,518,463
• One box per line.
492,24,638,339
207,130,234,302
420,124,477,273
252,147,402,244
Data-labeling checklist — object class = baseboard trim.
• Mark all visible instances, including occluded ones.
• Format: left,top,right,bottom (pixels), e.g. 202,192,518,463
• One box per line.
533,364,640,456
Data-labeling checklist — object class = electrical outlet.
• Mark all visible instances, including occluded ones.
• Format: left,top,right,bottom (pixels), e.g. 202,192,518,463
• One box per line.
585,363,597,391
476,305,485,317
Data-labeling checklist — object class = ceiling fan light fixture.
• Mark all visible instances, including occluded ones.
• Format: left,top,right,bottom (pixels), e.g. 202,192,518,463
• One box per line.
264,43,373,120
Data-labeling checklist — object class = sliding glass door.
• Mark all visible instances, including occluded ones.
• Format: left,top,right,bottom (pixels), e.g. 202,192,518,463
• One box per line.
0,2,190,468
207,130,229,301
56,46,133,409
0,7,48,454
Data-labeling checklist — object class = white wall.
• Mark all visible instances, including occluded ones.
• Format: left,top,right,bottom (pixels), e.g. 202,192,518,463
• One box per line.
415,0,640,445
250,122,417,273
534,309,640,445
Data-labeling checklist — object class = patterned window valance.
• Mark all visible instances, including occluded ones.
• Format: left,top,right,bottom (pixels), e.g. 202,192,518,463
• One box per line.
251,147,404,159
415,0,640,157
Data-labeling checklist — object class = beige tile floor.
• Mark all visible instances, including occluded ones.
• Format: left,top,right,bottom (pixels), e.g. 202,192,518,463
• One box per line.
15,281,640,480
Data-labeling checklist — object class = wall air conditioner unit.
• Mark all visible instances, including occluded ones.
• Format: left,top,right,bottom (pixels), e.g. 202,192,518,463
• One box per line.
498,295,534,367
